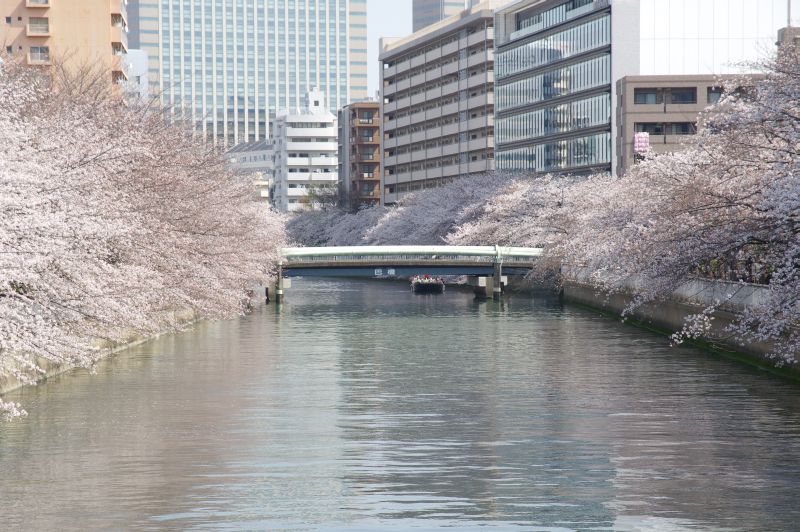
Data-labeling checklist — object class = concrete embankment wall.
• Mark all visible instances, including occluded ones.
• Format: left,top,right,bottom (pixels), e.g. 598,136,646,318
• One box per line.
562,276,799,377
0,309,198,396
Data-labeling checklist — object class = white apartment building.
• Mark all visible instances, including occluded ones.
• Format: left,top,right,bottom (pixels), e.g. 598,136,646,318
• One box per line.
380,1,506,205
227,139,275,205
494,0,798,176
273,89,339,212
125,49,150,101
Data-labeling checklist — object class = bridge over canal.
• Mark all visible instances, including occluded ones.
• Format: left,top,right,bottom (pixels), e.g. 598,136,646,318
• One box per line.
275,246,544,300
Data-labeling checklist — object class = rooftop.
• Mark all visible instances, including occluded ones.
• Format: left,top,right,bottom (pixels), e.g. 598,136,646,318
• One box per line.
380,0,509,58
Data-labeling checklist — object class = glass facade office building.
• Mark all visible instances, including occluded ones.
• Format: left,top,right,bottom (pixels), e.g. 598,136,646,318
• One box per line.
494,0,612,175
133,0,368,145
494,0,797,176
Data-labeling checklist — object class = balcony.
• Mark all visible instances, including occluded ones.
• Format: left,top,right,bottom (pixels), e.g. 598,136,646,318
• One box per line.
426,146,443,159
425,85,442,100
410,71,426,87
112,70,128,84
426,167,443,179
441,41,458,57
441,101,459,117
409,108,426,126
441,80,459,96
468,51,490,68
467,28,491,48
425,48,442,62
26,0,49,7
410,130,426,144
111,0,127,20
468,160,491,173
111,54,129,78
395,58,410,75
111,42,127,56
442,143,460,156
425,126,442,140
441,163,462,178
410,92,426,107
358,188,380,199
111,27,128,51
442,61,459,76
467,71,492,89
442,122,459,136
395,95,411,111
468,138,489,152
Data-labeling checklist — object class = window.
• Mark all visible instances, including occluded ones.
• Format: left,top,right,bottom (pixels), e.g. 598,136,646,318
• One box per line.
669,88,697,104
669,122,695,135
634,88,659,105
707,87,724,104
634,122,695,136
635,123,664,135
28,16,48,34
29,45,49,62
5,17,11,24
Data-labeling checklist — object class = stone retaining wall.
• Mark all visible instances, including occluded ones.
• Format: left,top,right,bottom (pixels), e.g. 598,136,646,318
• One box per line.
562,277,798,375
0,309,198,396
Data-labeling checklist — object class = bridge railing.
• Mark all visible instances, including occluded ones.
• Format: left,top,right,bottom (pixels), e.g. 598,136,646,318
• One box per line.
281,245,544,263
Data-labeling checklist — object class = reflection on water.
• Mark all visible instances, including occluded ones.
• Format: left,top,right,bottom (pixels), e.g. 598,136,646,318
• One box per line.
2,279,800,531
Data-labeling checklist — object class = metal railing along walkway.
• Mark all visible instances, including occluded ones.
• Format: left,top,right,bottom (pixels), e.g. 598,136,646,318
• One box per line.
281,245,544,265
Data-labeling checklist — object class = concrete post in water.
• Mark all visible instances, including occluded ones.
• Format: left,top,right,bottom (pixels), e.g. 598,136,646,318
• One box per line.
276,261,284,303
493,244,503,300
493,263,503,300
469,275,492,299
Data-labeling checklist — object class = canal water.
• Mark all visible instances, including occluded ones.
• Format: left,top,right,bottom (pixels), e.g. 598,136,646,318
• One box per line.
2,279,800,531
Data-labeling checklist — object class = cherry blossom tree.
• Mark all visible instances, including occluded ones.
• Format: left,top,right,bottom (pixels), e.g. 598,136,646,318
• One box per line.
545,48,800,364
0,58,286,419
287,173,513,246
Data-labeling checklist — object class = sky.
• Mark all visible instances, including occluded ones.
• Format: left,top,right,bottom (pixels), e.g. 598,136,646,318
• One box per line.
367,0,413,97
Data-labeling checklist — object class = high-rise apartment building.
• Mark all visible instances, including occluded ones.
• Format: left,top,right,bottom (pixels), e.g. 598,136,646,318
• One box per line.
273,89,338,212
1,0,130,86
413,0,470,32
133,0,368,146
338,101,381,208
381,1,501,205
494,0,797,176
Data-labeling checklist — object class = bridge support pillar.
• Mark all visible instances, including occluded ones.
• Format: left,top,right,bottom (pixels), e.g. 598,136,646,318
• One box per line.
468,276,493,299
274,262,288,304
493,262,503,300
